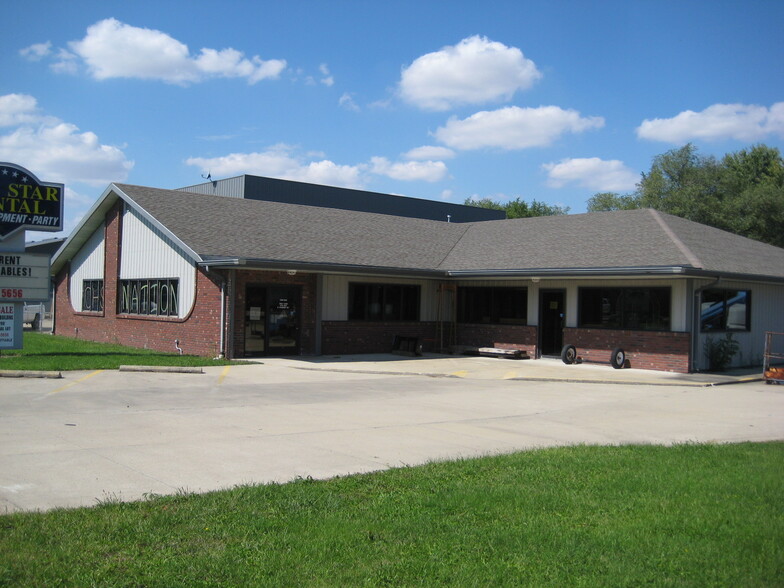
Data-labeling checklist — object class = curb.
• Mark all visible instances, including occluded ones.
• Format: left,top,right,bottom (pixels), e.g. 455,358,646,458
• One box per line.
0,370,63,379
118,365,204,374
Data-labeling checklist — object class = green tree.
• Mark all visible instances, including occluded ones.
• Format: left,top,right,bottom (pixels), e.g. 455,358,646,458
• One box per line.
718,145,784,247
464,196,569,218
586,191,640,211
586,143,784,247
637,143,722,223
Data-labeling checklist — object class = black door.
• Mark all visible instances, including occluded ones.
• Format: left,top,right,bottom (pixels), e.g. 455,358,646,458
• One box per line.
539,290,565,356
244,285,301,356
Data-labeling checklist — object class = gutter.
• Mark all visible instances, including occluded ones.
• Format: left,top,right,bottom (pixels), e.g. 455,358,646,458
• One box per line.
446,266,692,278
196,258,784,284
197,258,446,278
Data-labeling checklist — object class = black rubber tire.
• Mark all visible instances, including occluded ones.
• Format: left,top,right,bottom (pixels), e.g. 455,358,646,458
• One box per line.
561,344,577,364
31,314,40,330
610,347,626,369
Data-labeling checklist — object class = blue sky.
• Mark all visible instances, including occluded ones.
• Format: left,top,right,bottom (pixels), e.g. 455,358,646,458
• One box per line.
3,0,783,241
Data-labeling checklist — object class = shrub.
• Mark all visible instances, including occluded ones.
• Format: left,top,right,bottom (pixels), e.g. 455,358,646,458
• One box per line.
704,332,740,371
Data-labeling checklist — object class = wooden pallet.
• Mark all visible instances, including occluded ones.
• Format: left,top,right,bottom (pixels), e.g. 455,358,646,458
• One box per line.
477,347,528,360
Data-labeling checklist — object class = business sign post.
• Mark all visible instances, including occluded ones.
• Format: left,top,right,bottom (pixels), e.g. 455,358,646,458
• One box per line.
0,163,64,350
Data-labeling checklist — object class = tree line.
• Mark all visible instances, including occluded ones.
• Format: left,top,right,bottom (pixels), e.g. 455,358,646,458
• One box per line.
465,143,784,248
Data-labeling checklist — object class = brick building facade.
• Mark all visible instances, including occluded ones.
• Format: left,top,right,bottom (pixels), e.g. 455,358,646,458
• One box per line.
51,180,784,374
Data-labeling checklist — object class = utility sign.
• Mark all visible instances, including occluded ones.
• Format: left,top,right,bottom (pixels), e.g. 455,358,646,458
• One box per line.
0,303,21,350
0,252,50,302
0,162,64,239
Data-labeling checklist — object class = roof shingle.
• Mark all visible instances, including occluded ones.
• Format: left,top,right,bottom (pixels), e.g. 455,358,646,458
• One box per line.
102,184,784,281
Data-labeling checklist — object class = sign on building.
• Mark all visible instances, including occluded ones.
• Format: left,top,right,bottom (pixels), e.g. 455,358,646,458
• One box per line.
0,162,64,239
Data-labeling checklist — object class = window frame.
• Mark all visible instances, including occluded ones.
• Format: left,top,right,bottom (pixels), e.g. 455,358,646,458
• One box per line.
348,282,420,322
577,286,671,331
700,289,751,332
118,278,180,317
81,279,104,313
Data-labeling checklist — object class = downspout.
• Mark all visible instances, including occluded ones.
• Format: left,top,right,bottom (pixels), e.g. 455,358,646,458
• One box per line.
219,276,226,359
691,276,721,372
227,270,235,359
203,265,228,359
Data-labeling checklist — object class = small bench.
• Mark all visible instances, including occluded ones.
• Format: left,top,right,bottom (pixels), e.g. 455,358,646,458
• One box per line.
391,335,422,357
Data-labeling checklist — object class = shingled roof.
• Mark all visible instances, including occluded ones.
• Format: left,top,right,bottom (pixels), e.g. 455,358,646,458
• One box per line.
117,184,468,273
439,208,784,279
53,183,784,282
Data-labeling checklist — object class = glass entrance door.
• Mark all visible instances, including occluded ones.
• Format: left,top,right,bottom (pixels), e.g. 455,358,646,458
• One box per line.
244,285,301,357
267,286,300,355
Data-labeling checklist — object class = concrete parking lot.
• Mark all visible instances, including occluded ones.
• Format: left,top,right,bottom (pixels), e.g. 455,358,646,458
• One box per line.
1,355,782,513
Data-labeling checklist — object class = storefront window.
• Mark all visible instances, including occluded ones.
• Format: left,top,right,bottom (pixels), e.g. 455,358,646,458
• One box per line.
700,289,750,331
457,287,527,324
81,279,103,312
348,283,419,321
119,278,179,317
578,287,670,331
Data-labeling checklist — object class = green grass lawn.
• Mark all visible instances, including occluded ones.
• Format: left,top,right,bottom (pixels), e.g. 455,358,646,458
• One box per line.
1,443,781,586
0,332,239,371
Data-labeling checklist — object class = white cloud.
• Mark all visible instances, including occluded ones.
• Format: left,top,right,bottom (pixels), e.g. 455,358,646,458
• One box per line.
403,145,456,161
339,93,360,111
434,106,605,150
370,157,448,182
67,18,286,85
542,157,639,191
19,41,52,61
637,102,784,143
319,63,334,86
399,35,541,111
186,145,364,189
187,145,450,188
0,93,41,126
50,48,79,74
0,93,133,185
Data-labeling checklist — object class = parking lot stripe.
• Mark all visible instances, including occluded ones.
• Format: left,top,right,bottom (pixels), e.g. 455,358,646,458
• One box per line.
45,370,104,396
217,364,231,385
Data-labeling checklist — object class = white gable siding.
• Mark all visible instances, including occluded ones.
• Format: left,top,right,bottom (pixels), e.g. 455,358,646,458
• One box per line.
119,206,197,318
69,223,105,311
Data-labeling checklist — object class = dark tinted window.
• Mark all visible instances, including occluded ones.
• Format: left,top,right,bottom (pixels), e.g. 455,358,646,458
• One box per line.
457,287,527,324
349,283,419,321
579,287,670,331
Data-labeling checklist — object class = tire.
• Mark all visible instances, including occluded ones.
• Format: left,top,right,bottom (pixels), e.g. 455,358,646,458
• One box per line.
31,314,40,330
561,344,577,364
610,347,626,369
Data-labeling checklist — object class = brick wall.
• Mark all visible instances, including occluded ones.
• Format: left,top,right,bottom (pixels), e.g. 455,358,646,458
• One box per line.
456,324,538,356
321,321,438,355
564,327,691,373
53,201,227,358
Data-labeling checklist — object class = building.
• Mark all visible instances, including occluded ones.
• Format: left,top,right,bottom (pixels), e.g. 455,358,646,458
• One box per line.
51,178,784,373
25,237,65,313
